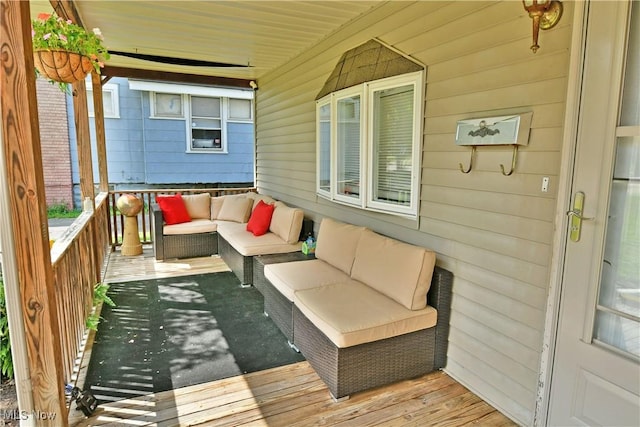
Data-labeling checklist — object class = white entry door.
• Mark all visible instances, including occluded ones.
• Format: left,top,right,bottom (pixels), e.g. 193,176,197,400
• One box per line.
548,1,640,426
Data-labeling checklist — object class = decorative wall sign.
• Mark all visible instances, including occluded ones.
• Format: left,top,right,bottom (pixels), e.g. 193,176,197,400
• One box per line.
455,113,532,146
456,112,533,175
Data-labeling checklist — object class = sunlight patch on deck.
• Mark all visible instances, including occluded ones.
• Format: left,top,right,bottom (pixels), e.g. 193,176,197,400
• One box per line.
103,246,230,284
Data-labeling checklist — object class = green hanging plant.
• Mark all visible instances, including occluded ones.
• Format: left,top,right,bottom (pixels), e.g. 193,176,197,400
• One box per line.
31,11,110,91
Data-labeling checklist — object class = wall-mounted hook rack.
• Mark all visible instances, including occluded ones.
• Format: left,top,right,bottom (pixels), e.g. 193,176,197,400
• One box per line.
455,111,532,176
459,146,476,173
499,145,519,176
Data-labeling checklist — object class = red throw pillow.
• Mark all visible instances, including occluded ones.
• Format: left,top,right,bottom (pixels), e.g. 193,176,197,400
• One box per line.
246,200,275,236
156,194,191,225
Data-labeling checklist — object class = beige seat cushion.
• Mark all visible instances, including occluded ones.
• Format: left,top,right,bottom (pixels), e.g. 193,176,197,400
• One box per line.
219,229,302,256
181,193,211,220
269,202,304,244
314,218,366,275
294,281,437,348
214,220,246,237
350,229,436,310
164,219,217,235
217,196,253,223
264,259,351,301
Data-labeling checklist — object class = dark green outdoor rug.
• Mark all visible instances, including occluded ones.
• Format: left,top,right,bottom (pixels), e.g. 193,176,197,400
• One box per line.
83,272,305,403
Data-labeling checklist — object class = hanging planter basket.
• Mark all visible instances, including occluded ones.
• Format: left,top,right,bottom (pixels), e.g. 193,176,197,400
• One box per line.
33,49,93,84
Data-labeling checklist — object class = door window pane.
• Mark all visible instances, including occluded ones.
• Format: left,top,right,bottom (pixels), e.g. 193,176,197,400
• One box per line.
594,2,640,359
596,136,640,357
337,95,360,199
620,2,639,126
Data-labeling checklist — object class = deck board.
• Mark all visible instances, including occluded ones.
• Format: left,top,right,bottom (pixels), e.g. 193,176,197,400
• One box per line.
70,248,517,426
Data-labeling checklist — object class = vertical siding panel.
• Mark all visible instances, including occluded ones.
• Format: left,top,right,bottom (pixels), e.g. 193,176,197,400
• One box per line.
255,2,574,424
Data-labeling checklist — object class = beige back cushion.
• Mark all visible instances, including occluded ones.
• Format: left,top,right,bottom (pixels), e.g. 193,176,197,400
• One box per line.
269,201,304,244
216,196,252,223
247,193,276,212
210,196,225,220
314,218,365,275
350,229,436,310
181,193,211,220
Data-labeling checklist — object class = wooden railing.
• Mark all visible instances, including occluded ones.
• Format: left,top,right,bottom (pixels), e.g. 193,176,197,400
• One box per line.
50,192,111,383
106,187,256,248
48,187,255,385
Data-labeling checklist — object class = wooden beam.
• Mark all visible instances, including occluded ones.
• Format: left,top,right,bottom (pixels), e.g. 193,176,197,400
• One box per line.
0,1,68,424
92,72,109,193
49,0,84,27
72,79,96,204
102,65,254,89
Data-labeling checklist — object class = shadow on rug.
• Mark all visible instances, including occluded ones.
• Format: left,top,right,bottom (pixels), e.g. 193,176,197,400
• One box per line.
84,272,305,403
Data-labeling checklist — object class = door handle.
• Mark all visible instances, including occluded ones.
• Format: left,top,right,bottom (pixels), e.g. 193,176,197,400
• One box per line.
566,210,594,221
567,191,593,242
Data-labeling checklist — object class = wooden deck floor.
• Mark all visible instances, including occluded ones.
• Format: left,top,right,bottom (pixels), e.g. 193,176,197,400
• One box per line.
70,247,516,426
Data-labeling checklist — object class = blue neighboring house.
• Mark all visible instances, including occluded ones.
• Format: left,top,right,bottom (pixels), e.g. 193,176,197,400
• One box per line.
66,77,255,204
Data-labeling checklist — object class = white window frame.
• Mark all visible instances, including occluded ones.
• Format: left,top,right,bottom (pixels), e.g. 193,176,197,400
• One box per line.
150,92,185,119
333,86,365,207
186,95,227,153
227,98,253,122
87,82,120,119
366,73,422,217
316,99,332,199
316,71,423,218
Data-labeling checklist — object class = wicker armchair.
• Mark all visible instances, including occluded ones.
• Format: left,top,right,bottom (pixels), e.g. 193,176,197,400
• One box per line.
151,203,218,261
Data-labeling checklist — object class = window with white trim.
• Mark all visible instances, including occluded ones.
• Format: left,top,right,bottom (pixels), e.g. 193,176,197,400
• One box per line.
190,96,223,151
151,92,184,118
129,79,254,154
316,71,423,218
87,83,119,118
148,93,254,153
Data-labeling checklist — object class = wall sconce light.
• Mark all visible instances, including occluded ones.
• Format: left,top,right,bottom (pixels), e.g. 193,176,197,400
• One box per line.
522,0,563,53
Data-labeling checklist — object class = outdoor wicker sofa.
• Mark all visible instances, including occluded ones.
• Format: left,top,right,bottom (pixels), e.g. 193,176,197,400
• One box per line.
260,217,453,400
152,192,220,261
152,191,308,285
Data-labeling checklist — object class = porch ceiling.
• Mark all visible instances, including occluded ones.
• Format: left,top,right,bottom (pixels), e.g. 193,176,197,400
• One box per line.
30,1,381,82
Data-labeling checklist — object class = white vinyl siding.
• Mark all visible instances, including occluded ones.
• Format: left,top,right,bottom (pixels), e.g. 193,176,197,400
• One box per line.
255,2,575,424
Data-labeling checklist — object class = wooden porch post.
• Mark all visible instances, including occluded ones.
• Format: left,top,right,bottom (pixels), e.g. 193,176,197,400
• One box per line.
92,72,110,193
72,79,103,284
54,0,105,284
72,80,96,205
0,1,69,425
